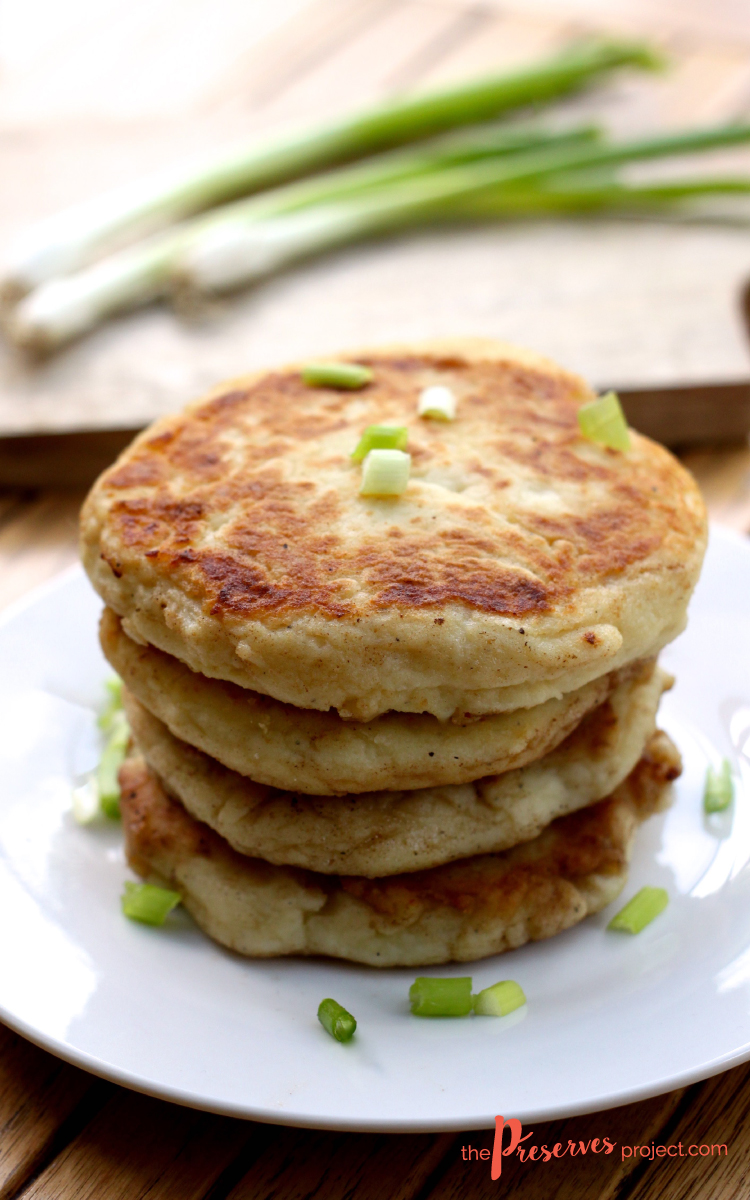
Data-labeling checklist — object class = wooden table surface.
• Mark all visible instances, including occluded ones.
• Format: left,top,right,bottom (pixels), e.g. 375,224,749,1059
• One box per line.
3,1,750,1197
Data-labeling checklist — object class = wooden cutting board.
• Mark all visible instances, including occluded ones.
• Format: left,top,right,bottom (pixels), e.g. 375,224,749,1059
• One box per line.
1,0,750,467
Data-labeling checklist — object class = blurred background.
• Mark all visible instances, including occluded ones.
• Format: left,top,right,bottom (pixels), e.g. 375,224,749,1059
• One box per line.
0,0,750,599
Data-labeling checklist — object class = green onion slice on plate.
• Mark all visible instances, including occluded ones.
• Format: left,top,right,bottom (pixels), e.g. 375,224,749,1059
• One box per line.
317,998,357,1042
473,979,526,1016
704,759,734,813
607,886,668,934
409,977,473,1017
98,675,124,733
121,881,181,926
97,710,130,820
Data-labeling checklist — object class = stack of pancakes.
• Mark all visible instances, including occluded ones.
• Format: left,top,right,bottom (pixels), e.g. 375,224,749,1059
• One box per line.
80,340,706,967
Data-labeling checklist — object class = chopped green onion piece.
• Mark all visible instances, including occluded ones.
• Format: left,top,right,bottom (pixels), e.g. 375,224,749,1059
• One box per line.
317,998,357,1042
577,390,631,451
98,675,124,733
409,976,473,1017
360,449,411,496
72,776,100,825
97,710,130,820
418,385,456,421
351,423,408,460
704,759,734,813
302,362,373,389
122,881,181,925
608,886,668,934
473,979,526,1017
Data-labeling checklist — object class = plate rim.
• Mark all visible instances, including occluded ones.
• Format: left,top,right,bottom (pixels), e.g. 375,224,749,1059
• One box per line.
1,1000,750,1132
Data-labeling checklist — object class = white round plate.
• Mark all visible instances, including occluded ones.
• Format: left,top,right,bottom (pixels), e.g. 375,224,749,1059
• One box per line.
0,524,749,1132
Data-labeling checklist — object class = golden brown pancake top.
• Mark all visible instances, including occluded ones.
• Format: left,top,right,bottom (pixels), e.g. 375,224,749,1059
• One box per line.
81,341,706,719
88,353,702,620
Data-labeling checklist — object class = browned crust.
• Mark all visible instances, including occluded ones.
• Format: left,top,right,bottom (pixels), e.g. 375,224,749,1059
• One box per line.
342,730,679,923
119,728,680,929
105,603,645,796
120,756,214,876
83,346,706,624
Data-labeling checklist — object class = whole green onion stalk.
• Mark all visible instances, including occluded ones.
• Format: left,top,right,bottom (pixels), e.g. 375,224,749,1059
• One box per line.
171,120,750,297
228,122,604,220
10,120,750,352
448,175,750,217
0,39,658,301
3,124,604,352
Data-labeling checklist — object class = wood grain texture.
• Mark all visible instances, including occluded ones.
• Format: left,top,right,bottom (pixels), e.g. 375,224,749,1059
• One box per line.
252,1,470,127
422,1087,692,1200
625,1062,750,1200
233,0,395,111
411,8,575,90
464,0,750,47
680,443,750,533
224,1128,455,1200
620,383,750,449
0,430,138,489
19,1091,253,1200
0,1024,101,1200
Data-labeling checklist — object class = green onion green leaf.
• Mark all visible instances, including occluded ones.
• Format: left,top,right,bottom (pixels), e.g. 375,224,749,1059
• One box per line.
418,385,456,421
121,881,181,925
473,979,526,1017
16,123,750,350
351,423,408,460
577,390,631,451
0,38,659,304
302,361,373,389
360,449,411,496
97,709,130,820
98,675,124,733
608,885,668,934
317,997,357,1042
409,976,473,1017
704,759,734,814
